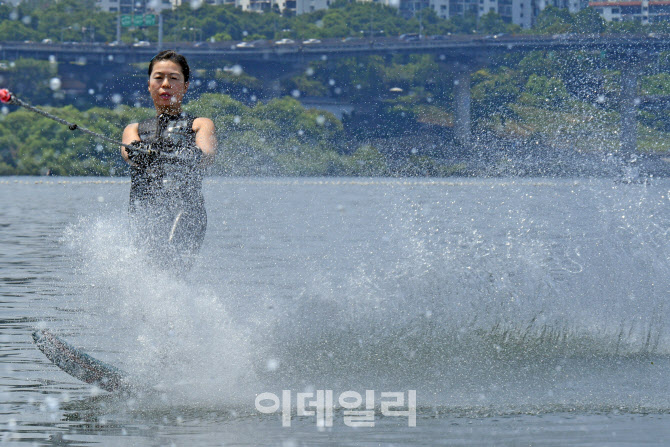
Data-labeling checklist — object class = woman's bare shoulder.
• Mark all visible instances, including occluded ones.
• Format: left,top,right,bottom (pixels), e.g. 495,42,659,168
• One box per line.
123,122,139,132
122,122,140,142
193,117,214,131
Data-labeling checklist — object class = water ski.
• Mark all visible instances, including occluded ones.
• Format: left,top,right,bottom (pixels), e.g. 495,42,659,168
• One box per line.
32,329,133,393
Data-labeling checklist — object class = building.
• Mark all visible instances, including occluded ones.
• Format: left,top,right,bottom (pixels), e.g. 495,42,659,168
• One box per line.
93,0,585,29
588,0,665,23
295,0,331,15
95,0,172,13
493,0,535,28
95,0,227,13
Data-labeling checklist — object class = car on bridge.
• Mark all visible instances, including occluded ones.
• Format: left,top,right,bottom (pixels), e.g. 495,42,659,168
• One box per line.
235,40,268,49
399,33,421,41
275,38,296,45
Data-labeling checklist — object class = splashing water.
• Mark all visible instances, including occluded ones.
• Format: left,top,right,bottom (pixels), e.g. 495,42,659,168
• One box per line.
61,213,257,407
51,178,670,412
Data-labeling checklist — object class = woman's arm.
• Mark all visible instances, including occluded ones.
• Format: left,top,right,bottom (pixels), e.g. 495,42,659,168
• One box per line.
193,117,217,166
121,123,140,164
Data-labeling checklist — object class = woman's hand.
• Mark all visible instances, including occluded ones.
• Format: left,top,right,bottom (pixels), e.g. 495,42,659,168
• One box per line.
125,140,159,167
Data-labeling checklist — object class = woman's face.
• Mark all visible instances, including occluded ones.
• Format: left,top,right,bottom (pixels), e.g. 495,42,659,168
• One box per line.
148,60,189,112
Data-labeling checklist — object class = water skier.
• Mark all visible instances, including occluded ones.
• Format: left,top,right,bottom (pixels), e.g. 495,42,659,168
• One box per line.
121,50,216,271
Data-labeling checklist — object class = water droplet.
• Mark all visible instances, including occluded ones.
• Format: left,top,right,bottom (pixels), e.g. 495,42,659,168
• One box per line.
316,115,326,125
291,89,300,98
49,77,61,91
266,358,279,371
111,93,122,104
44,396,59,411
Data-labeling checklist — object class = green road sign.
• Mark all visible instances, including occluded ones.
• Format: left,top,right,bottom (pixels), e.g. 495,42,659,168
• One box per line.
121,14,156,27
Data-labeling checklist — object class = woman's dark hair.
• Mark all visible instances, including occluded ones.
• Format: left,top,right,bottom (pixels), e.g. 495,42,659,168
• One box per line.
148,50,190,83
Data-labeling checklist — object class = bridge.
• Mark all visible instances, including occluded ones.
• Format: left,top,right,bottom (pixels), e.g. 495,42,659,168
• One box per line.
2,34,669,152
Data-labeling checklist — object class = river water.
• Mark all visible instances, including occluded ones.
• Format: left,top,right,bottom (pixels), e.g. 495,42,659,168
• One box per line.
2,176,670,446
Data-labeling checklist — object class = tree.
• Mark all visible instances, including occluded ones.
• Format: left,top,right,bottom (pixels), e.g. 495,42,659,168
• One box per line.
0,20,38,41
534,6,573,34
471,68,521,121
517,51,562,81
570,8,605,34
478,11,506,35
519,74,570,108
641,73,670,95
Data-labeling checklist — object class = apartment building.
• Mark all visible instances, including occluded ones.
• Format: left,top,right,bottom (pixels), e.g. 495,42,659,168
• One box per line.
95,0,226,13
295,0,332,14
92,0,586,29
588,0,665,23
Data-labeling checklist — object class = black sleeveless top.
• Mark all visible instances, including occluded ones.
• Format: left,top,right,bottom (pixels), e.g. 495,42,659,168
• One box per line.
129,112,204,211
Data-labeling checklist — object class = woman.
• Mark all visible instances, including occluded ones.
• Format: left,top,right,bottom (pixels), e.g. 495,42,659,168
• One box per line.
121,50,216,271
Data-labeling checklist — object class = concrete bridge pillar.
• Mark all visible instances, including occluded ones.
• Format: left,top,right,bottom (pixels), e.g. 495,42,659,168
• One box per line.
619,63,639,154
453,64,472,148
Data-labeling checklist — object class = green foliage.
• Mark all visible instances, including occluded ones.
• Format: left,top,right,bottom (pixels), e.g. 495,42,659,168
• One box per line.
478,11,507,35
534,6,573,34
517,51,562,80
3,0,670,177
641,73,670,95
607,19,644,34
0,20,39,41
519,75,570,108
0,0,658,45
0,59,56,105
471,68,521,120
570,8,605,34
0,104,150,175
